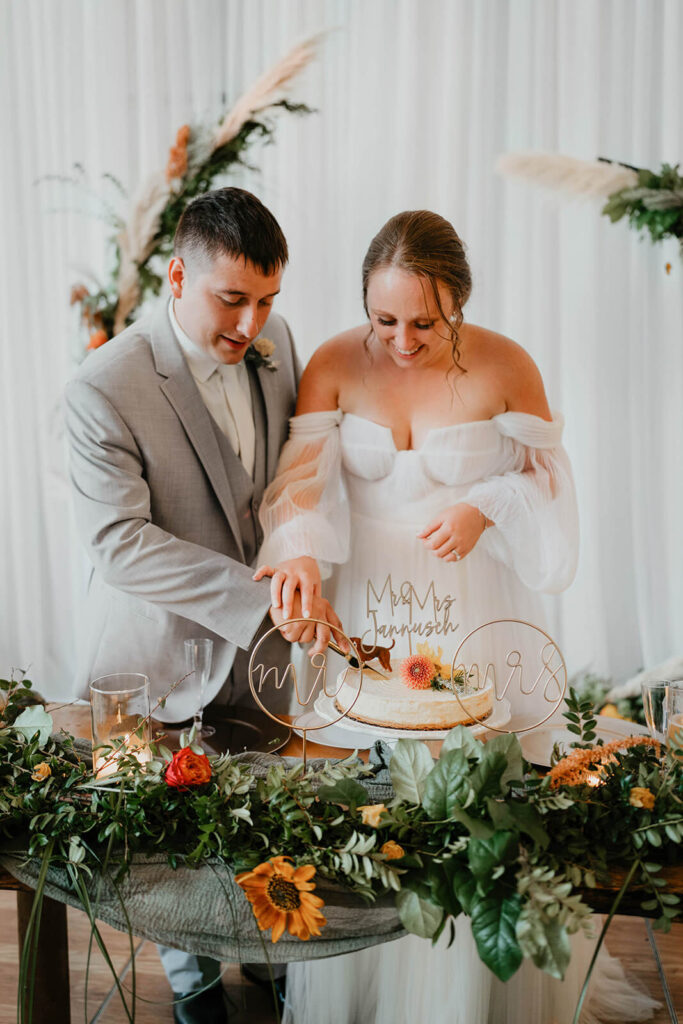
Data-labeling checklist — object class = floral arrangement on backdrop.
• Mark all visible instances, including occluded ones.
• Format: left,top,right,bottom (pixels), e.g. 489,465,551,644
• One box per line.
49,36,319,354
497,153,683,269
1,675,682,1024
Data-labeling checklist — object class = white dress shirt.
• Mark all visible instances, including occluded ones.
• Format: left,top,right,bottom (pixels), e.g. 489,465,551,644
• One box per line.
169,300,255,477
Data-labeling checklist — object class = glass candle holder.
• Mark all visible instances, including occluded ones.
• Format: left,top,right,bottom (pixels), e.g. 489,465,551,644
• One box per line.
90,673,151,778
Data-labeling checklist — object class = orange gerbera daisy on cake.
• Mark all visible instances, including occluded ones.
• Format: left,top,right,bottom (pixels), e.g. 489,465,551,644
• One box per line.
235,855,326,943
400,654,435,690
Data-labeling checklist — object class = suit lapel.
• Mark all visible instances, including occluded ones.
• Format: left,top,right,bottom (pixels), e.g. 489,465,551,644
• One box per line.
150,304,245,559
255,362,284,482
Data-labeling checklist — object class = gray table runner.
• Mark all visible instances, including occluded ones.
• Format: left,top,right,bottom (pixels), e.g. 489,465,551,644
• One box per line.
1,744,405,963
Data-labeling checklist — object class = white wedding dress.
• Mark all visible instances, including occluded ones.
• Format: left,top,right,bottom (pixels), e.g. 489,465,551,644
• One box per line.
259,410,658,1024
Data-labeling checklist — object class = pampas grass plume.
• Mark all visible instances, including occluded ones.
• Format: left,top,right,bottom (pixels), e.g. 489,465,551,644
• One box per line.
496,152,639,199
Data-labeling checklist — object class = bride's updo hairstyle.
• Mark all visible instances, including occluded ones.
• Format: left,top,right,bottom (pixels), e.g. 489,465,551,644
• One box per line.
362,210,472,370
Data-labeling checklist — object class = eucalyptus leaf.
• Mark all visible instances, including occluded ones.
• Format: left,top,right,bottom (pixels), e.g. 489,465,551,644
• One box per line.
421,750,470,819
440,724,483,762
389,739,434,804
396,889,443,939
316,777,368,812
427,859,465,919
469,752,508,801
471,893,523,981
518,915,571,979
451,806,495,839
451,865,479,915
13,706,53,746
468,831,519,881
481,733,525,792
486,799,549,848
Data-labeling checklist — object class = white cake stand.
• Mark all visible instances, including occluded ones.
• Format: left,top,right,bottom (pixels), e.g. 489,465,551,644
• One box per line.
289,693,512,749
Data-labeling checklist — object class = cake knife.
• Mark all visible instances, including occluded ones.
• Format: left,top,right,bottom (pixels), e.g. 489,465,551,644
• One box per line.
327,639,391,678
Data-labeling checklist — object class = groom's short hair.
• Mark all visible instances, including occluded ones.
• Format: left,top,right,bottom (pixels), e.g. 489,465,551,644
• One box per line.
174,187,288,274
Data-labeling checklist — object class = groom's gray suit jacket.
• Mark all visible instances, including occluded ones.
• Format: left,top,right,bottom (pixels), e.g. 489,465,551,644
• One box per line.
64,301,299,722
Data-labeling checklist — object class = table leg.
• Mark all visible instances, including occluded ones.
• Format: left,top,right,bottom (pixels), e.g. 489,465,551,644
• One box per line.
17,890,71,1024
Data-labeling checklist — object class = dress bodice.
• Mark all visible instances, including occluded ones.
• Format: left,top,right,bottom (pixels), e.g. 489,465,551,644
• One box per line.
258,406,577,596
340,412,532,521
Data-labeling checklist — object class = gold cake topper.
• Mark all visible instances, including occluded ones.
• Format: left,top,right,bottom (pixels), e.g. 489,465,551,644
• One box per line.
247,619,365,768
449,618,567,733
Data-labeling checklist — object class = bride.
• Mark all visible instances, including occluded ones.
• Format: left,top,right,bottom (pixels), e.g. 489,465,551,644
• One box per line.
256,211,657,1023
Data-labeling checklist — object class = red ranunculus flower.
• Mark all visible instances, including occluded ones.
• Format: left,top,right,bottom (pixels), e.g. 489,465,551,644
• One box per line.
165,746,212,788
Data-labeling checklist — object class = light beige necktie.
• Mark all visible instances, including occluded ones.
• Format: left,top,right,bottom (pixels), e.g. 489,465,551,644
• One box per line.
218,364,255,476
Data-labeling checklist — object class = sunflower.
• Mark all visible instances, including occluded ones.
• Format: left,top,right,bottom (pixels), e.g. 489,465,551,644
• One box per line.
235,855,326,943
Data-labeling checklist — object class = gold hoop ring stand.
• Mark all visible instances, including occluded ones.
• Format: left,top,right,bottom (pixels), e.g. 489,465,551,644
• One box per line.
248,619,365,769
449,618,567,735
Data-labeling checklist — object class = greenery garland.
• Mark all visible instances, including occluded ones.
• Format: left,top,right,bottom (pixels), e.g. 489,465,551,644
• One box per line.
602,162,683,259
1,677,682,1023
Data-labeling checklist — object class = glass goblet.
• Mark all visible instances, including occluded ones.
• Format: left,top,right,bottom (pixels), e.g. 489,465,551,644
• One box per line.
184,638,215,739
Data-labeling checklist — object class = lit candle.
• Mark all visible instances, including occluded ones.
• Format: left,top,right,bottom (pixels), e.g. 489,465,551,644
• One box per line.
90,673,151,779
94,732,151,779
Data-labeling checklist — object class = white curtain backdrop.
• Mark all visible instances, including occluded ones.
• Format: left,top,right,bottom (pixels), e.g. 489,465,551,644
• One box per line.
1,0,681,700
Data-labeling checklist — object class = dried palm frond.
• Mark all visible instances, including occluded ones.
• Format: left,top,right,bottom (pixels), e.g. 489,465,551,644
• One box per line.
214,33,321,149
113,170,171,333
496,152,639,199
120,170,171,266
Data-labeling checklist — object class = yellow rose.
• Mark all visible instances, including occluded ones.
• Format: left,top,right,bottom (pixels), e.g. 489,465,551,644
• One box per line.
629,787,655,810
358,803,386,828
253,337,276,358
599,703,625,720
380,840,405,860
31,762,51,782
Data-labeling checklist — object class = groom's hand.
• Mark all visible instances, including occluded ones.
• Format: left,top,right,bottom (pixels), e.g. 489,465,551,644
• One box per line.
253,556,321,619
269,592,348,658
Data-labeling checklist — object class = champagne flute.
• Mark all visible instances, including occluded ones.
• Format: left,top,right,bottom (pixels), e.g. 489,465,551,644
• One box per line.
665,682,683,760
184,638,215,739
640,679,671,743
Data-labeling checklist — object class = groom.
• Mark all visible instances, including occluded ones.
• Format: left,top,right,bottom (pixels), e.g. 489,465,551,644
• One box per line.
64,187,341,1022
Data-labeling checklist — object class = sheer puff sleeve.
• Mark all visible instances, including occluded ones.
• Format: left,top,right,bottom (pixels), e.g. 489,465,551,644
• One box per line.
464,412,579,594
258,410,349,577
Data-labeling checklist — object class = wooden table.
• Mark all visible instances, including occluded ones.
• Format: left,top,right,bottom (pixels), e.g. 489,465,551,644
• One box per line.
3,704,682,1022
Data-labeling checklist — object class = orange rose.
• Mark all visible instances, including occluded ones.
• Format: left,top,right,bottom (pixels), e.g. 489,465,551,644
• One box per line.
87,329,109,350
358,803,386,828
165,746,212,788
629,787,655,810
380,840,405,860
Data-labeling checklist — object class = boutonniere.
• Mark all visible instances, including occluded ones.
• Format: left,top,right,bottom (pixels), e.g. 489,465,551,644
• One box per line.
246,337,279,372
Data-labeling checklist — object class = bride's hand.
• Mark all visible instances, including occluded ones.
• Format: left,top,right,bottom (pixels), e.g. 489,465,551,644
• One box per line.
417,504,491,561
253,556,322,618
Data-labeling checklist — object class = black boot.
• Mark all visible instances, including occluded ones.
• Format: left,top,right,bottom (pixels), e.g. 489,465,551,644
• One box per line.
173,980,228,1024
241,964,287,1011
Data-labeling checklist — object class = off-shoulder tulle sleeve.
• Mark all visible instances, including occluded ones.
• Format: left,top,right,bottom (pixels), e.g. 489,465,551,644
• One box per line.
258,410,349,575
464,413,579,593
